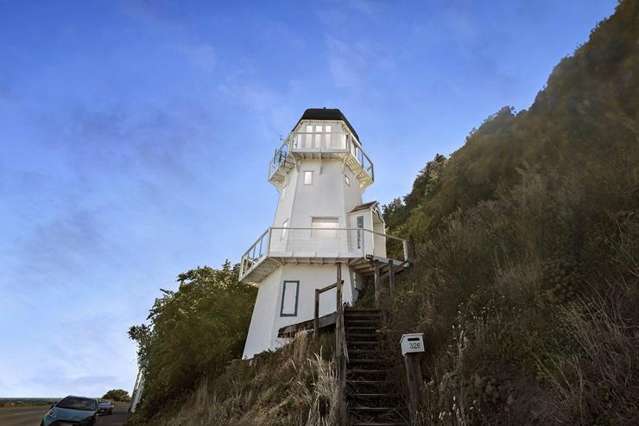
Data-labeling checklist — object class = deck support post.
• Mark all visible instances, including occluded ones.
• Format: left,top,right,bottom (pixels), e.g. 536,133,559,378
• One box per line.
336,263,343,369
314,289,320,338
373,262,381,307
335,263,348,424
388,260,395,299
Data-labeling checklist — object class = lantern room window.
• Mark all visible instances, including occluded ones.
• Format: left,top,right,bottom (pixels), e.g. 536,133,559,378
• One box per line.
304,171,313,185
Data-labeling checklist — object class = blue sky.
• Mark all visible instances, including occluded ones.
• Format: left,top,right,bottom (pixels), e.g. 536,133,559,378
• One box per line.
0,0,617,397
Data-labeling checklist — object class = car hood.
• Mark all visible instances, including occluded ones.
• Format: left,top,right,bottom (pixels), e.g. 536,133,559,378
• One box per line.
52,407,95,421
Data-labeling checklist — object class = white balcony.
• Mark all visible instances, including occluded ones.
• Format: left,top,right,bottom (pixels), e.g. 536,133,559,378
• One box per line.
239,227,408,284
268,125,374,188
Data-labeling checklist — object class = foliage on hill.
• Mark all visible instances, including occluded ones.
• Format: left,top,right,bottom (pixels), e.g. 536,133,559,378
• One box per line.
381,1,639,423
128,262,257,422
102,389,130,402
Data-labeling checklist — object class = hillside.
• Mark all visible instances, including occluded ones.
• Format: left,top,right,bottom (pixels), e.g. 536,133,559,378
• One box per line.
383,1,639,423
128,1,639,425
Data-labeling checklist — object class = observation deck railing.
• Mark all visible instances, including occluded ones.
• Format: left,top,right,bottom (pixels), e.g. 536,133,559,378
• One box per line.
267,130,374,183
239,227,408,281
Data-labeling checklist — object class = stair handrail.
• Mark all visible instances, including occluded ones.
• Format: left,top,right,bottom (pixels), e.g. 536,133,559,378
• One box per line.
313,281,340,337
335,263,350,425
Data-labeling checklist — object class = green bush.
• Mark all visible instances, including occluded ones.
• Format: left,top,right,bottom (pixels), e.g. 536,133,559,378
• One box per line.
128,262,257,422
102,389,130,402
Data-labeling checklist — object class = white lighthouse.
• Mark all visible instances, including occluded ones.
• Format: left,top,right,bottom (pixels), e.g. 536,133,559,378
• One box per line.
240,108,402,359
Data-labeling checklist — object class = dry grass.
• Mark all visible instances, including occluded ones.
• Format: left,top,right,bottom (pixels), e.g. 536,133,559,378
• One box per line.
137,332,339,426
538,278,639,424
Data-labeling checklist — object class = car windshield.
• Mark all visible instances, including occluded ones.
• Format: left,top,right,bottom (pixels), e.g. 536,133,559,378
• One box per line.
57,396,97,411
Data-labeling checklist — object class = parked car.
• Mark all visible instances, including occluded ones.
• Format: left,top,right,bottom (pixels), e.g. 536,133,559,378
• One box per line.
41,395,98,426
98,399,114,415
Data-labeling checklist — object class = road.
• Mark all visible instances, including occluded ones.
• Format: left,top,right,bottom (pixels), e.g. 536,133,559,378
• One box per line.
0,405,128,426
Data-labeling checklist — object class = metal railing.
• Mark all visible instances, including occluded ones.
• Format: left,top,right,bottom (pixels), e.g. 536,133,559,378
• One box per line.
348,138,374,181
268,144,289,180
267,129,374,183
239,227,408,280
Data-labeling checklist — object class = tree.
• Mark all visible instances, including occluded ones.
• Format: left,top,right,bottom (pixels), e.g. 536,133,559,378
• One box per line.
102,389,130,402
128,262,257,418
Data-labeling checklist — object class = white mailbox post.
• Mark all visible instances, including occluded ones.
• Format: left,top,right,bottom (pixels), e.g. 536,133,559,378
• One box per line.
400,333,425,425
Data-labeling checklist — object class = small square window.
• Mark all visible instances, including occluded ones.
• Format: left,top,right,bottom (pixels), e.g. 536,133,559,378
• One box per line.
315,125,323,132
304,171,313,185
344,175,351,186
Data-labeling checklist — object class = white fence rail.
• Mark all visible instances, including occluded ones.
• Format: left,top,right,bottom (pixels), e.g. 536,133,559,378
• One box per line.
239,227,407,280
268,130,374,183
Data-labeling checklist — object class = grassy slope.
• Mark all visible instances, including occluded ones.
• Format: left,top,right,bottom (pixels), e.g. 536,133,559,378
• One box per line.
130,333,338,426
382,1,639,424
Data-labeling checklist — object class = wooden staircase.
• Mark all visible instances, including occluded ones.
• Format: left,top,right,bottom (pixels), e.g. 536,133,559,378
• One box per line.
344,308,406,426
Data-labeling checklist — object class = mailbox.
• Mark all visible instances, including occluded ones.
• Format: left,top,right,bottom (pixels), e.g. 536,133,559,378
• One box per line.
400,333,425,356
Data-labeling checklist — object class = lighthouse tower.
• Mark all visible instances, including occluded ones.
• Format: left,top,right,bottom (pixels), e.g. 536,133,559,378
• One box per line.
240,108,394,359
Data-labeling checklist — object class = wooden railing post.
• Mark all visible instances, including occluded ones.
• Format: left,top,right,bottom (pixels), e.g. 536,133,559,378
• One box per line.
373,262,381,307
335,262,349,425
336,263,343,367
388,260,395,299
404,236,415,263
314,289,320,338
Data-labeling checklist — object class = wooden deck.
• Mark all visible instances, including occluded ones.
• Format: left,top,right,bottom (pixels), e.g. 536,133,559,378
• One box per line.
278,312,337,337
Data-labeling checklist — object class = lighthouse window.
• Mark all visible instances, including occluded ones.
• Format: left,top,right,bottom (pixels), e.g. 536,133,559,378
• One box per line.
304,171,313,185
344,175,351,186
281,219,289,240
305,125,314,148
280,281,299,317
312,217,339,239
356,215,364,249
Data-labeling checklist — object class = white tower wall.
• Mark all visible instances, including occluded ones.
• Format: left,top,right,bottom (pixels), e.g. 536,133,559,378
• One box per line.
273,160,363,229
240,109,381,359
243,263,354,359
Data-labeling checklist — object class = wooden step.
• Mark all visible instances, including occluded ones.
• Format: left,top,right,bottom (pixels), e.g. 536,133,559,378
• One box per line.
347,381,392,391
348,349,379,359
348,344,381,351
347,326,379,332
349,393,397,399
352,423,405,426
345,308,381,313
347,369,386,376
345,319,380,325
345,311,382,317
346,379,390,386
349,349,380,355
350,406,397,413
348,359,386,365
347,338,380,343
347,332,379,338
